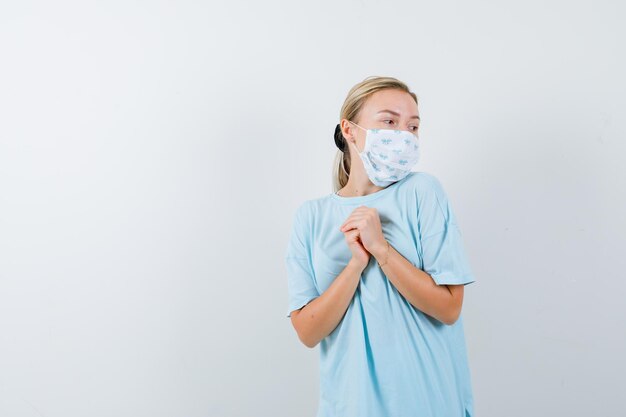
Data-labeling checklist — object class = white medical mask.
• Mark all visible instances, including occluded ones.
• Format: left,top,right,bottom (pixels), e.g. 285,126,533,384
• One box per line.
348,121,421,187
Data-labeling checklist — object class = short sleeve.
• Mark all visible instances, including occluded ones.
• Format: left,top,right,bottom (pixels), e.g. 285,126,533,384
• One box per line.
417,175,476,286
285,202,320,317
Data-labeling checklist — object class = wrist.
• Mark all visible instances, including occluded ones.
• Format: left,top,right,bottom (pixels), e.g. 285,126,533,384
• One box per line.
348,257,368,271
371,240,389,260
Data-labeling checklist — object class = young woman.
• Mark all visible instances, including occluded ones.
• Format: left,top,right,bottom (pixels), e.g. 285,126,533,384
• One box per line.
285,76,476,417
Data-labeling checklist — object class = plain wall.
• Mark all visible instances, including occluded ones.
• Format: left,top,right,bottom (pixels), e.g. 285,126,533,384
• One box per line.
1,1,625,416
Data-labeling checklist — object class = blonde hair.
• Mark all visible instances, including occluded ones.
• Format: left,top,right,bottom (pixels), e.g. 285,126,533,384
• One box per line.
332,76,418,192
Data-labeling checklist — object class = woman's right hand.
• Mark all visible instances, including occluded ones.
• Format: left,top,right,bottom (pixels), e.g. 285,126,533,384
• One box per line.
343,228,370,269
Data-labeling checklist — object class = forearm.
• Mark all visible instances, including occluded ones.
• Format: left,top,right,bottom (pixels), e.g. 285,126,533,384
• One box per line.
372,241,457,324
293,260,364,348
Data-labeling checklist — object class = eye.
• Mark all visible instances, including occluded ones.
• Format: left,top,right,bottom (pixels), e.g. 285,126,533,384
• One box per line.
383,119,394,125
410,126,418,131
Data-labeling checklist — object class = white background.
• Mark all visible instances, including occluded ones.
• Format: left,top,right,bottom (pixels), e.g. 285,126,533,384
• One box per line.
1,1,625,416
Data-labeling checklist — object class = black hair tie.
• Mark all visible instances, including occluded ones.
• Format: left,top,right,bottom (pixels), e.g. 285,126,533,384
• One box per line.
334,124,346,152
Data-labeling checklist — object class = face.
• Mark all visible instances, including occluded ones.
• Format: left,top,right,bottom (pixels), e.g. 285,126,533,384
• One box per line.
342,88,420,153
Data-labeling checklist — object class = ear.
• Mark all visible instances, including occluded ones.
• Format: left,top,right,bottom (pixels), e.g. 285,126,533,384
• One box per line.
340,119,358,142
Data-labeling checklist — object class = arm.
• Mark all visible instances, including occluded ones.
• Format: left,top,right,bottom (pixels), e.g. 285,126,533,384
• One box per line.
371,241,464,325
289,259,365,348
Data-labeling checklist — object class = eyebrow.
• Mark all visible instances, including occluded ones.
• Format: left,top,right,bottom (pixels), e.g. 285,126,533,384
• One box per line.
377,109,420,120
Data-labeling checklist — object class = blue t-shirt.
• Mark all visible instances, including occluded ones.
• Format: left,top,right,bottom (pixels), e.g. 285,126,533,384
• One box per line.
285,171,476,417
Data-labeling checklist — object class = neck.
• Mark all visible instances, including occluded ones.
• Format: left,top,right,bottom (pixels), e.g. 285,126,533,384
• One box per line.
338,174,385,197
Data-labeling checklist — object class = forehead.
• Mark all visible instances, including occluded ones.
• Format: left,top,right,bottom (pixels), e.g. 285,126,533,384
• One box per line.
361,88,419,118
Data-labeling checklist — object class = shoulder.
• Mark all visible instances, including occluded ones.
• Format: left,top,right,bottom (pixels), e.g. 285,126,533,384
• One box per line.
403,171,447,198
293,194,332,224
308,194,334,210
402,172,455,222
291,201,310,228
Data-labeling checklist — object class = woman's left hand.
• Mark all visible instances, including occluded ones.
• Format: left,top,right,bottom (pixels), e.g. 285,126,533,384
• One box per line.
339,205,388,258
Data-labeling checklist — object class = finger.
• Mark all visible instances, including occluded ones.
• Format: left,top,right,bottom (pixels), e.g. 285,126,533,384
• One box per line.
340,219,363,233
349,208,370,217
340,214,367,230
344,229,363,245
343,229,360,240
341,214,371,231
347,207,374,219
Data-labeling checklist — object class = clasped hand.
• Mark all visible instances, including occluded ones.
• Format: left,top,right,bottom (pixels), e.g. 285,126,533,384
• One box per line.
339,205,388,266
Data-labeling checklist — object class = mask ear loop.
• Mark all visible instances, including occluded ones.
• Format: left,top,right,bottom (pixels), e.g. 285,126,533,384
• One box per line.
347,120,366,153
